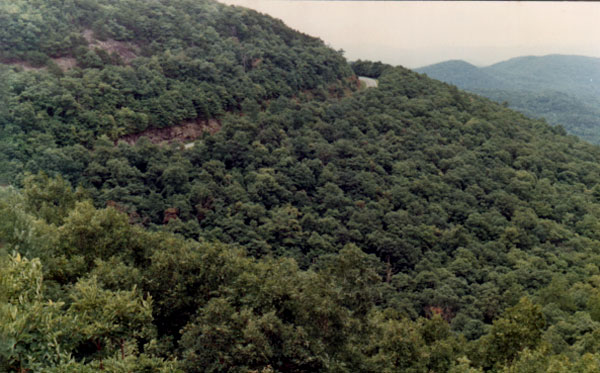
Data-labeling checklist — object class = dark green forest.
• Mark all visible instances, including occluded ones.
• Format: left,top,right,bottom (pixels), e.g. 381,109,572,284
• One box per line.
416,55,600,145
0,0,354,184
2,1,600,372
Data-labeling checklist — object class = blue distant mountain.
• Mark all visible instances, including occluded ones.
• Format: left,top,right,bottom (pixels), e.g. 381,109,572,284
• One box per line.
416,55,600,144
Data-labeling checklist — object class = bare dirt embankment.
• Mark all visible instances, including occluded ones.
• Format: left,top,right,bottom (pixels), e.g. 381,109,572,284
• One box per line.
117,119,220,146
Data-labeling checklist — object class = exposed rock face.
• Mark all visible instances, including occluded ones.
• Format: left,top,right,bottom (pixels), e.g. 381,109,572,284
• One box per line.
117,118,220,146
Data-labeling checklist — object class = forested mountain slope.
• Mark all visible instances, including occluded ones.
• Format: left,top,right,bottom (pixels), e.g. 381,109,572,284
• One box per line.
0,0,354,183
485,55,600,97
416,54,600,144
3,1,600,372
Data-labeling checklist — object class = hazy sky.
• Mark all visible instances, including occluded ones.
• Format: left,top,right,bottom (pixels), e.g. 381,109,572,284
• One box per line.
217,1,600,68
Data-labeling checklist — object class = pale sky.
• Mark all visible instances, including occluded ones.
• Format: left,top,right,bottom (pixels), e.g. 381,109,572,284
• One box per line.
217,1,600,68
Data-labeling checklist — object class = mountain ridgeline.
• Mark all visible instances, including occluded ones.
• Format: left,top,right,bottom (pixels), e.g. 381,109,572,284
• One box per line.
416,55,600,144
0,0,354,183
2,1,600,372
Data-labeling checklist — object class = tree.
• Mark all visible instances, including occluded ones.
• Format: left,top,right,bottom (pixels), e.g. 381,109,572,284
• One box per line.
0,254,74,372
0,253,175,372
475,297,546,369
22,172,87,226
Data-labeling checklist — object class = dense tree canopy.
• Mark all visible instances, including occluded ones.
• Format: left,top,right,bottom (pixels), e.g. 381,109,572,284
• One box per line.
416,55,600,144
2,0,600,371
0,0,354,183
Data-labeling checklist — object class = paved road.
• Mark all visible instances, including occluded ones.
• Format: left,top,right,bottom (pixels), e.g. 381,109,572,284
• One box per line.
358,76,378,88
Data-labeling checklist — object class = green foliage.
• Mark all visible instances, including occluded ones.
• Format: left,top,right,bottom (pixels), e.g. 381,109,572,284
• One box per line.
416,55,600,144
0,253,173,372
502,349,600,373
5,0,600,370
0,0,354,176
366,312,463,372
0,254,73,371
0,185,58,259
22,172,87,225
474,297,546,369
350,59,391,79
51,62,600,345
7,54,600,369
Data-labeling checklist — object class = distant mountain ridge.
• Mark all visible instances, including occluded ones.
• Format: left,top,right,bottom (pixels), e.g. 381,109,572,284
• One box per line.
415,59,510,91
416,54,600,143
486,55,600,97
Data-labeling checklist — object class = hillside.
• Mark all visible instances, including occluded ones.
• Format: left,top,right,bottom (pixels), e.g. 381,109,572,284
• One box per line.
0,0,354,183
485,55,600,97
416,54,600,144
3,1,600,372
